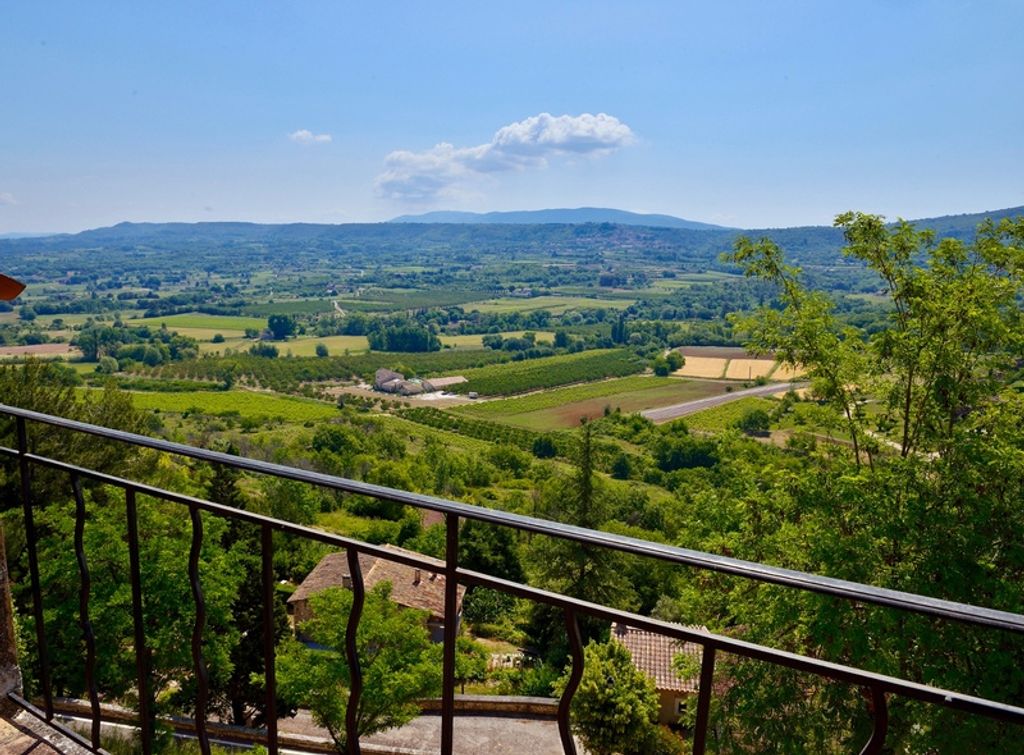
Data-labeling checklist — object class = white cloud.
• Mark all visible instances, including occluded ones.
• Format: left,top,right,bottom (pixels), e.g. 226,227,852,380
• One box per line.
375,112,635,202
0,192,17,206
289,129,332,145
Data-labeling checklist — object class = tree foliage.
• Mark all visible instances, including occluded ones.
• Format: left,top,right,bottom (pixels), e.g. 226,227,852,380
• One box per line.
555,638,664,755
678,214,1024,751
276,584,441,752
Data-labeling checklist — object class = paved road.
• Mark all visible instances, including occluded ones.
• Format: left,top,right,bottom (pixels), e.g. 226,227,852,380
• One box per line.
641,382,808,423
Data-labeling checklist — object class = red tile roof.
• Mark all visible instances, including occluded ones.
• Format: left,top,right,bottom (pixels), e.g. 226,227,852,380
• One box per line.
611,622,705,693
288,545,465,620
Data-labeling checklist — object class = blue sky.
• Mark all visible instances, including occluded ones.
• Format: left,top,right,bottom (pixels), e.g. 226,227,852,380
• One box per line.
1,1,1021,232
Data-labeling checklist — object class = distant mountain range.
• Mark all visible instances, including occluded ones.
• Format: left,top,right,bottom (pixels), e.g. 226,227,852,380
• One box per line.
1,206,1020,277
390,207,733,230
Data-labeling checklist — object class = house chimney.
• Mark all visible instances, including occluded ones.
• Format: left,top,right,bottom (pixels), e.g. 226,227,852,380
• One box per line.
342,573,352,589
414,569,421,585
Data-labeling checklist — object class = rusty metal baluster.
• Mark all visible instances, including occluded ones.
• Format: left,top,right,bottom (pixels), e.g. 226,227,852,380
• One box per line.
440,514,459,755
261,523,279,755
125,488,154,755
344,548,365,755
557,608,583,755
858,686,889,755
16,417,53,720
692,644,717,755
188,503,211,755
71,474,101,750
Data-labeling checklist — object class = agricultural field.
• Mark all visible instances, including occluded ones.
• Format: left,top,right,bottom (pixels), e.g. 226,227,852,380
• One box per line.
771,363,805,380
124,313,267,342
126,313,268,332
648,271,743,289
399,406,557,453
671,348,805,381
117,388,338,422
0,343,81,359
681,396,777,432
197,337,250,354
447,349,643,396
465,295,635,314
458,375,733,430
36,312,139,327
725,358,777,381
149,349,518,393
280,335,370,357
243,299,335,316
673,357,728,379
199,334,373,357
439,330,555,348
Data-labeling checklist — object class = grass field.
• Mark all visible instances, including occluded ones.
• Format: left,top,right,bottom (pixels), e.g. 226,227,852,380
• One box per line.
126,313,267,333
683,396,776,432
465,296,635,314
108,388,338,422
198,337,249,354
281,335,370,356
458,375,731,430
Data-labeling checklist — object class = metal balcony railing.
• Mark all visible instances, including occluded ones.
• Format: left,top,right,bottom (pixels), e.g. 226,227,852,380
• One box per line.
1,403,1023,755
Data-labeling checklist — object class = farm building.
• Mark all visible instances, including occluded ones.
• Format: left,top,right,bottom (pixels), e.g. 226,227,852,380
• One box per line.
373,367,437,395
288,545,466,643
611,622,705,725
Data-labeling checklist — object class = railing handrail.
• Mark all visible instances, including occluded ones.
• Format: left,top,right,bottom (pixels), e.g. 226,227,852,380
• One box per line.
2,402,1022,634
3,402,1024,755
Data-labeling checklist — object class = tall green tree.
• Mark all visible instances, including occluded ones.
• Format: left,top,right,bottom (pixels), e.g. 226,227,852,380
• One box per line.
276,584,441,752
527,422,636,658
687,214,1024,751
28,492,243,714
204,451,292,726
554,638,671,755
266,315,296,340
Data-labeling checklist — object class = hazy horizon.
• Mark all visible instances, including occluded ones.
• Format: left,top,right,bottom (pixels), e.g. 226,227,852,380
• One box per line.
2,2,1022,234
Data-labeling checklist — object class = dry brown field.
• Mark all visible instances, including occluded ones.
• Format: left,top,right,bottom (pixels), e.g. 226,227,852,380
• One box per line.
0,343,80,358
725,358,776,380
673,356,728,378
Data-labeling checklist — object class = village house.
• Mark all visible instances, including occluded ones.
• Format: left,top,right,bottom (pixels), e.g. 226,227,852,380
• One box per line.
611,622,704,725
288,544,466,643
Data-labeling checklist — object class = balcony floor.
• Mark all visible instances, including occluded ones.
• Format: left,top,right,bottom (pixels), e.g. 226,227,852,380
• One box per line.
281,710,575,754
0,708,91,755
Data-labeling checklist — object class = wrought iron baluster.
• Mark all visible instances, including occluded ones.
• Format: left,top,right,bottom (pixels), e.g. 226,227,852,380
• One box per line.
261,523,279,755
188,503,211,755
692,644,717,755
125,488,154,755
440,514,459,755
557,607,583,755
16,417,53,720
858,686,889,755
344,548,365,755
71,473,101,750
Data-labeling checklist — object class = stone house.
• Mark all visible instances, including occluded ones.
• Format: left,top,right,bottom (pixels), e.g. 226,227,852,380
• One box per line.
611,622,704,725
288,545,466,643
